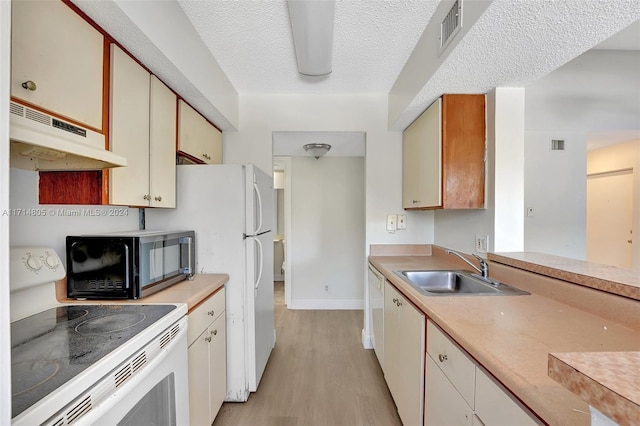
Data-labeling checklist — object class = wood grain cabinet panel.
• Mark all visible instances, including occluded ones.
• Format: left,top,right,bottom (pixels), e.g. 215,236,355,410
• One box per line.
11,0,104,130
403,94,486,210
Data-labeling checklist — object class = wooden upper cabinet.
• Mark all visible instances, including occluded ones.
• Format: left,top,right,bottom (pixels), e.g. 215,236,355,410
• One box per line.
178,100,222,164
403,94,486,210
11,0,104,131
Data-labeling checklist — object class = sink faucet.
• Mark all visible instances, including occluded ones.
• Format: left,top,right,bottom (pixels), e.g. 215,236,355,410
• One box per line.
446,249,489,279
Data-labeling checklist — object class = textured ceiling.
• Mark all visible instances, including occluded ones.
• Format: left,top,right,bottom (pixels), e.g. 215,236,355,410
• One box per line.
178,0,438,94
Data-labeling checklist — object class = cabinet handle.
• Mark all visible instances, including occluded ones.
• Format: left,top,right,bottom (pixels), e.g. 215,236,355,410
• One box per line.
205,336,212,343
143,194,150,200
203,154,211,160
211,329,218,336
396,300,402,307
438,354,448,362
392,298,398,303
21,80,37,91
155,196,162,202
208,310,215,316
412,200,419,204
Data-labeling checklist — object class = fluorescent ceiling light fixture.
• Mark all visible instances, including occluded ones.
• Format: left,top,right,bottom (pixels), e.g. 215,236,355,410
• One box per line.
303,143,331,159
287,0,335,76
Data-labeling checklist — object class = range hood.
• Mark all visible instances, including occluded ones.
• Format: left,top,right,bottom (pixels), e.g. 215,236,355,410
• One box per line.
9,101,127,171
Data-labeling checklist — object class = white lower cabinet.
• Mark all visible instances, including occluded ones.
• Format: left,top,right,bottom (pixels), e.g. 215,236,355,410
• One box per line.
188,288,227,425
384,282,425,426
425,320,539,426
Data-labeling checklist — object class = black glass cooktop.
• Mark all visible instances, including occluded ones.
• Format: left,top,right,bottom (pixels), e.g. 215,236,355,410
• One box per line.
11,304,175,419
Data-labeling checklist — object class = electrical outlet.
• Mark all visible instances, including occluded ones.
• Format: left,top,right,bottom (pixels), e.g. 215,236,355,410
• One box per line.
475,235,489,254
386,214,397,232
397,214,407,230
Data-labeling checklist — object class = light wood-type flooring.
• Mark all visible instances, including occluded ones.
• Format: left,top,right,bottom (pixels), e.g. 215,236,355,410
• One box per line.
213,282,401,426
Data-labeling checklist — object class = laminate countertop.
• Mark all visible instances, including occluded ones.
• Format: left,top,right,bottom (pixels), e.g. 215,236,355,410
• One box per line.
56,273,228,314
369,248,640,426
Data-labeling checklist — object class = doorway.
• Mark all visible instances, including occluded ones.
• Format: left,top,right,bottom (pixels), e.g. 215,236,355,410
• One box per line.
587,169,634,268
273,131,366,309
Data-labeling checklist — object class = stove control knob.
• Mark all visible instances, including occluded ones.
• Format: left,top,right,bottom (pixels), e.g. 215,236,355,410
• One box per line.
26,256,43,271
45,255,60,269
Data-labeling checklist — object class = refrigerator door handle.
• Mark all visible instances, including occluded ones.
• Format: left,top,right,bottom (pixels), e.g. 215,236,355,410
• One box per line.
253,181,263,234
254,237,263,291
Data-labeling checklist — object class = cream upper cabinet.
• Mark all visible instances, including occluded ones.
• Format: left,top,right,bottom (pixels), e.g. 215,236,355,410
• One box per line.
187,288,227,426
384,282,425,426
403,94,486,210
178,100,222,164
109,44,151,207
109,45,177,208
11,0,104,130
149,76,177,208
403,97,442,209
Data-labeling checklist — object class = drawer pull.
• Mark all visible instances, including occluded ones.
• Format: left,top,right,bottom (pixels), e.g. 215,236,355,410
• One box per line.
211,329,217,336
205,336,212,343
22,80,37,91
208,310,215,316
438,353,448,362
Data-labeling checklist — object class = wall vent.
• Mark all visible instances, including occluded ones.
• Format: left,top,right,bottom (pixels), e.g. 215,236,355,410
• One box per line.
439,0,463,54
551,139,565,151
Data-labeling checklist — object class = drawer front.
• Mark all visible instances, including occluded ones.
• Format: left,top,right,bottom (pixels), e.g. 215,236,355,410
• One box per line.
475,367,540,426
427,320,476,407
188,287,226,346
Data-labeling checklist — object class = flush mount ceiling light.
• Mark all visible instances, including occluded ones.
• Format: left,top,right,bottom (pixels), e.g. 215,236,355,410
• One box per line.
303,143,331,159
287,0,335,76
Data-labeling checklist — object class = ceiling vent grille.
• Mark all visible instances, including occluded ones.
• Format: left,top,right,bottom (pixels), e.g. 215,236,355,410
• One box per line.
551,139,566,151
439,0,463,54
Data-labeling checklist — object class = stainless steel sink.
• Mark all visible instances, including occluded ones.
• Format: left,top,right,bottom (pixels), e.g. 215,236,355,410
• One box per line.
394,270,530,296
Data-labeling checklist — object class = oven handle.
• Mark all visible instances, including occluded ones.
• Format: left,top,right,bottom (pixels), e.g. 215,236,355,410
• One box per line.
179,236,194,278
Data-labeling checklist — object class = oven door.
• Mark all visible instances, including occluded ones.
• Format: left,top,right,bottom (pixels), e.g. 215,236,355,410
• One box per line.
46,317,190,426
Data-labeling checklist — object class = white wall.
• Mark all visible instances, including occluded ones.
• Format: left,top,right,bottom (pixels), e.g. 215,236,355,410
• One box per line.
1,1,12,422
524,131,587,259
289,157,365,308
9,169,139,266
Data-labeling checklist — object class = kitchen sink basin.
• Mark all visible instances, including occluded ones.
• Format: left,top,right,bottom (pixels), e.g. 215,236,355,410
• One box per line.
394,270,530,296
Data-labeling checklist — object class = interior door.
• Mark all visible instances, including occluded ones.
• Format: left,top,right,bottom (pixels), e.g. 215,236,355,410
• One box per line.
587,169,633,268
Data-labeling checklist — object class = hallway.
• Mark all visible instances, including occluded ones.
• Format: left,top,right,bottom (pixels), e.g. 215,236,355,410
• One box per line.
213,282,401,426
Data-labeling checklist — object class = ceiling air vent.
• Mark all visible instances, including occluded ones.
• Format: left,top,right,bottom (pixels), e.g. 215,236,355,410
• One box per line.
551,139,566,151
439,0,463,55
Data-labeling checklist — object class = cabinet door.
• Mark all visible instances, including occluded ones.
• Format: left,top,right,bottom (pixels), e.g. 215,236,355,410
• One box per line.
209,313,227,421
203,122,223,165
109,44,150,206
403,98,441,209
149,76,177,208
11,0,104,130
188,329,211,426
384,283,425,426
396,291,426,426
475,367,539,426
425,355,473,426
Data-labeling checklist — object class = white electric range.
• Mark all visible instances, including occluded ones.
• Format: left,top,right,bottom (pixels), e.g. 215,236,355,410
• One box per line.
9,247,189,425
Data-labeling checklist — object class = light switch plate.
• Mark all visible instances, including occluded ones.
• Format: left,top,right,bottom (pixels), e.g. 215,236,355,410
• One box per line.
475,235,489,254
386,214,397,231
397,214,407,230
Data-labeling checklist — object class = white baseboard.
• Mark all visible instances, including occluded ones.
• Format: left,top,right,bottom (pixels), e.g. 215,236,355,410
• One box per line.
288,299,364,310
362,329,373,349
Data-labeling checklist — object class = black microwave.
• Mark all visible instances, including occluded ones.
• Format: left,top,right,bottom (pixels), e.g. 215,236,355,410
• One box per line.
66,230,195,299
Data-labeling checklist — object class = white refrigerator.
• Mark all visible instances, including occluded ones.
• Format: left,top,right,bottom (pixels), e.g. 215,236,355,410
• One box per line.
146,163,275,402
